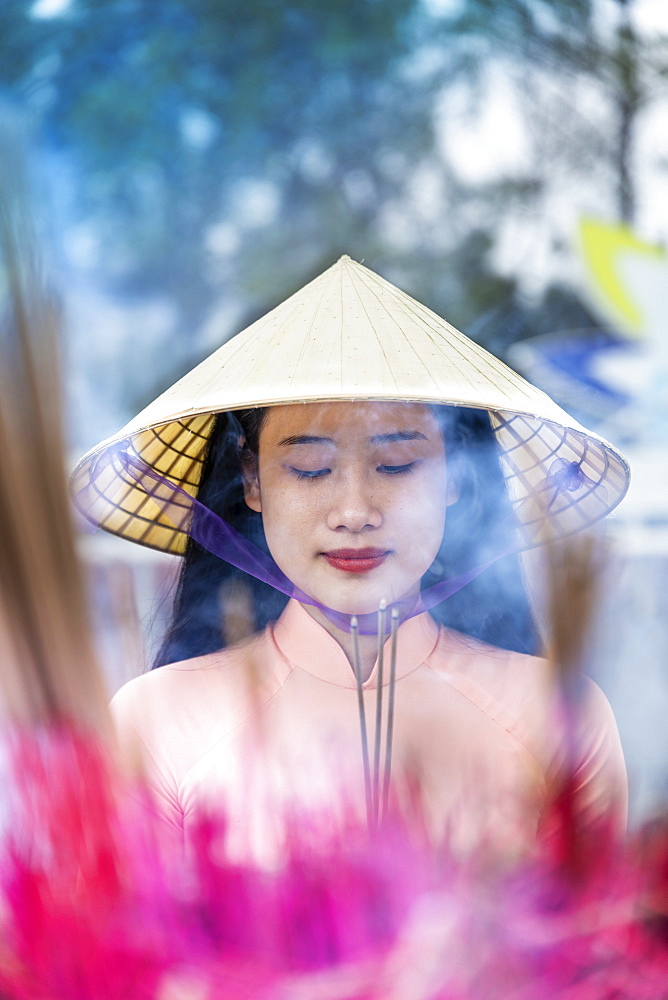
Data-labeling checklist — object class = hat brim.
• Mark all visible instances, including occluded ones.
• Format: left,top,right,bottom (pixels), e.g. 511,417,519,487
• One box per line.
72,401,629,556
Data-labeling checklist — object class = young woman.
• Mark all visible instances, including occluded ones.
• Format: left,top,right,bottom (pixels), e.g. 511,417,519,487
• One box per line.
73,256,629,860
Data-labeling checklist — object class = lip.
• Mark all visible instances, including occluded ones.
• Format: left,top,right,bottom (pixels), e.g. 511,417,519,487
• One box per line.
322,548,389,574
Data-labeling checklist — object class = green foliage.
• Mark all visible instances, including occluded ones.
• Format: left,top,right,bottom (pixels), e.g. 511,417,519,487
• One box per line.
5,2,422,277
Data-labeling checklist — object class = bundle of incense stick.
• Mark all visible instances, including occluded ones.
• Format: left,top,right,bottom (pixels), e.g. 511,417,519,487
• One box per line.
0,110,108,733
544,531,606,703
540,529,630,876
350,602,400,831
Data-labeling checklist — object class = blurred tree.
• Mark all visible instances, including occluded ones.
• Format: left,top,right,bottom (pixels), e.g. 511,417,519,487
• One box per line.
432,0,668,225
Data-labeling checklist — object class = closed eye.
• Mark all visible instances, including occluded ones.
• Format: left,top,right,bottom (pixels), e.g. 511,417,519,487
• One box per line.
378,463,416,475
289,467,330,480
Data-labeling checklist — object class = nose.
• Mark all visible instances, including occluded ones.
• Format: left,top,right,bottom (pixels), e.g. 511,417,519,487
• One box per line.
326,470,382,532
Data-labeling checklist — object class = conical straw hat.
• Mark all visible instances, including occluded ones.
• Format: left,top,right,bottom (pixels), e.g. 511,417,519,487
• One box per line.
72,255,629,554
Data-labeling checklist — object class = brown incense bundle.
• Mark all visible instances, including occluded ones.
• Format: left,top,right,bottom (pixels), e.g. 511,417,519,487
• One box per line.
0,107,109,732
544,531,606,701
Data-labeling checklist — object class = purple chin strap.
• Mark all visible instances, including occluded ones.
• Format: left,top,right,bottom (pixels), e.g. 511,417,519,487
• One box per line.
85,447,594,636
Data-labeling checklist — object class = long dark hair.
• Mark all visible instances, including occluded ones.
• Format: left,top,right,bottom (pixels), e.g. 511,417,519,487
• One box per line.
154,405,538,667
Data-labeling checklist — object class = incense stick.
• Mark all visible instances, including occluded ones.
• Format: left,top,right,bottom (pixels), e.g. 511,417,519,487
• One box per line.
382,606,399,820
350,616,372,829
372,599,387,826
0,114,108,731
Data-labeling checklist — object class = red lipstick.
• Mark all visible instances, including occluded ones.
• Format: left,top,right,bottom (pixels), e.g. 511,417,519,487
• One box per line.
323,548,389,573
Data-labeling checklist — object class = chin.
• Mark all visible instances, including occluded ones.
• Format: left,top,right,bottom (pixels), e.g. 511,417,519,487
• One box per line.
329,596,385,617
314,577,419,618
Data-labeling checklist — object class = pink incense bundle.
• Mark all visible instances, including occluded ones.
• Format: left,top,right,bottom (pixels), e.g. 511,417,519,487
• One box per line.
1,725,668,1000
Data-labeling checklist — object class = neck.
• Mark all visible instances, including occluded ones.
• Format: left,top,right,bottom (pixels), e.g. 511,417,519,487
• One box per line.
299,588,420,683
298,604,377,681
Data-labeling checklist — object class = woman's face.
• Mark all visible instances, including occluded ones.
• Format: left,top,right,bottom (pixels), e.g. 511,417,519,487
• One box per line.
243,401,454,615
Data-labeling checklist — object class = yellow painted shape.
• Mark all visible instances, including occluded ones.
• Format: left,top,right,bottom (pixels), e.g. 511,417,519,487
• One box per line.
579,217,666,337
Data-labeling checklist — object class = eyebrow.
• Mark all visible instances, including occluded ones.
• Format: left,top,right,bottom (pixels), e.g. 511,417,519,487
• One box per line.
370,431,427,444
277,430,428,447
278,435,334,447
